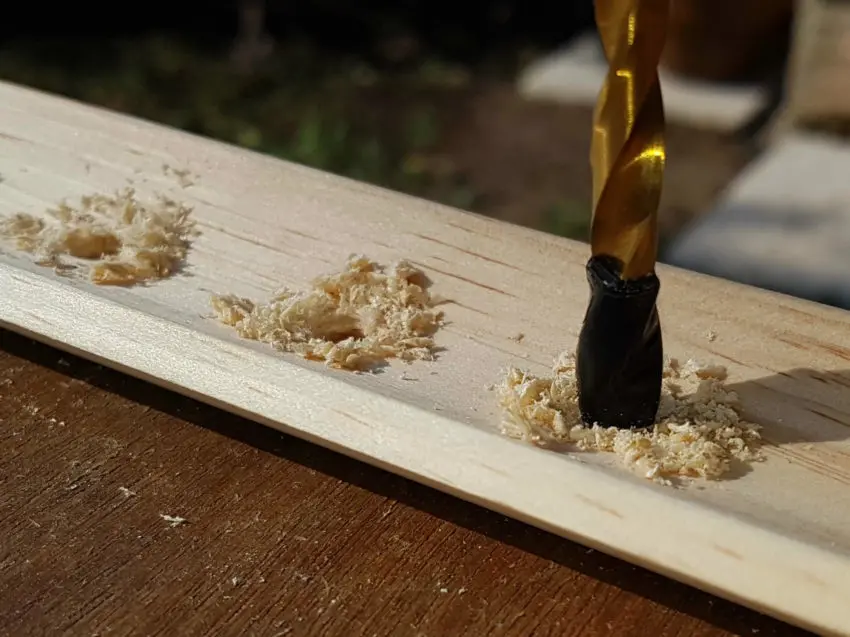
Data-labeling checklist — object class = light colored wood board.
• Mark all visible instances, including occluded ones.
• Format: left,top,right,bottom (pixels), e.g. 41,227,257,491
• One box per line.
517,33,768,132
1,81,850,635
665,132,850,310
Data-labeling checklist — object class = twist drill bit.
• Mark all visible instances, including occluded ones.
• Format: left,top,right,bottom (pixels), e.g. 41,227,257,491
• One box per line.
575,0,669,430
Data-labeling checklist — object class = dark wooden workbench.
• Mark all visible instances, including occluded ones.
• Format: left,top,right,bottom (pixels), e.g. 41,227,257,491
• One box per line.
0,328,811,636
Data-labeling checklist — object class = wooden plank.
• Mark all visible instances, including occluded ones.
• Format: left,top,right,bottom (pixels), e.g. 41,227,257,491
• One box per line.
0,80,849,635
1,329,806,636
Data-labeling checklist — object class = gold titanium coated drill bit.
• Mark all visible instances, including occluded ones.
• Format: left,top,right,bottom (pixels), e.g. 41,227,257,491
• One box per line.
575,0,669,430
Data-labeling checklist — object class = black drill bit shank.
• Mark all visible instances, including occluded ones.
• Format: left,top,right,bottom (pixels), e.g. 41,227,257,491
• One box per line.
576,255,663,429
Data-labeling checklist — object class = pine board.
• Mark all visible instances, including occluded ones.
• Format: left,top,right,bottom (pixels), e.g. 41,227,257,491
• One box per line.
1,81,850,635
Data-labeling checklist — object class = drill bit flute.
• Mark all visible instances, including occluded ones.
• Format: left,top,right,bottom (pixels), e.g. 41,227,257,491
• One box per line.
575,0,669,429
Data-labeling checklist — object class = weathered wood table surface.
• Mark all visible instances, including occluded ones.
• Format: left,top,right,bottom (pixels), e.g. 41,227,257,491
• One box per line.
0,328,809,636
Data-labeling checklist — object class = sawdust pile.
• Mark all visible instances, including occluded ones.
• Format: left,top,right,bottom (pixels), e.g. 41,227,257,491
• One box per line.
497,354,764,481
210,255,444,371
0,188,196,285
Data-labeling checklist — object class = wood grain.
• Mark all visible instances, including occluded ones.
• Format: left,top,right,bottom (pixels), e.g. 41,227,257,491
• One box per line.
0,329,810,637
0,80,849,634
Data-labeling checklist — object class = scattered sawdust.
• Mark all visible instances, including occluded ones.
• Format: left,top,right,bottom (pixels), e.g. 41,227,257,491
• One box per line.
210,255,444,371
497,353,764,482
162,163,197,188
0,187,196,285
160,514,187,527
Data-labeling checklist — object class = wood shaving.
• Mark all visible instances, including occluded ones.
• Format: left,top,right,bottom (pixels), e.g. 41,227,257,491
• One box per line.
160,514,187,527
497,353,764,482
210,255,444,371
162,163,197,188
0,187,196,285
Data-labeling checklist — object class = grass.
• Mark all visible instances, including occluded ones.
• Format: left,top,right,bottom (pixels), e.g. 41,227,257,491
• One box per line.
0,35,479,208
542,199,591,242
